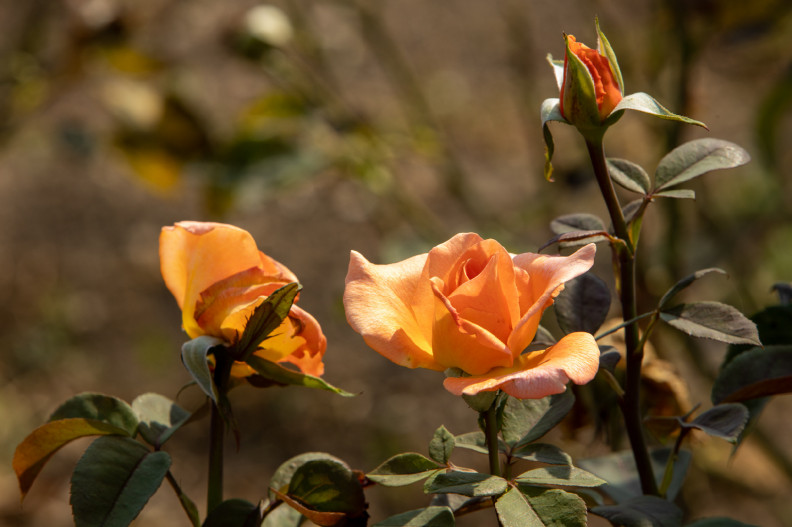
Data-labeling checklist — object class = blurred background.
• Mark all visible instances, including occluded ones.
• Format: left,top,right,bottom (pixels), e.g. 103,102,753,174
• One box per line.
1,0,791,525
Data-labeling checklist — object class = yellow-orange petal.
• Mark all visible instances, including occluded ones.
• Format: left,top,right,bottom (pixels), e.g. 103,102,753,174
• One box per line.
344,250,442,370
507,244,596,355
442,332,600,399
160,222,264,337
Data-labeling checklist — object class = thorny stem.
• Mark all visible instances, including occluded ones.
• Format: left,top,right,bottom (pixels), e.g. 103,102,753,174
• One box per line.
585,137,659,496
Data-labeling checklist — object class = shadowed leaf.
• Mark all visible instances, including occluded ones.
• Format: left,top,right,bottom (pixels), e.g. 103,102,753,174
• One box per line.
235,283,301,361
684,404,749,442
592,496,683,527
608,158,650,194
495,488,543,527
712,346,792,404
660,302,760,346
132,393,191,448
501,390,575,448
372,506,454,527
181,336,225,403
657,268,727,310
203,499,261,527
368,453,443,486
425,471,507,497
49,393,139,436
555,273,611,335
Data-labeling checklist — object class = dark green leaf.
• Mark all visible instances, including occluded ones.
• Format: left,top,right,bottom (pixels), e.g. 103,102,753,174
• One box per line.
521,486,588,527
654,189,696,199
424,471,507,497
550,214,606,234
608,158,650,194
592,495,683,527
235,283,301,361
599,348,621,373
458,385,499,413
372,506,454,527
287,458,366,515
514,466,605,488
725,305,792,366
261,502,303,527
613,92,707,130
712,346,792,403
511,443,572,465
686,518,759,527
203,499,261,527
685,404,748,442
538,230,612,252
181,336,225,403
578,449,691,503
495,487,543,527
70,436,170,527
555,273,611,335
246,355,354,396
367,453,443,486
453,431,503,455
655,138,749,191
50,393,138,436
132,393,191,448
428,426,454,464
660,301,760,346
501,390,575,448
657,268,727,310
270,452,348,501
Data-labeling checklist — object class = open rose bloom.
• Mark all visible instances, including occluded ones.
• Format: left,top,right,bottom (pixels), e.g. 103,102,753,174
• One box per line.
344,233,600,399
160,221,326,379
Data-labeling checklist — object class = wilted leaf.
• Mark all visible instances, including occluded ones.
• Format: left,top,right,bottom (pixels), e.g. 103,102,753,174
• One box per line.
608,158,651,194
70,436,170,527
372,506,454,527
555,273,611,335
655,138,749,191
712,346,792,403
660,302,760,346
592,495,683,527
424,471,507,497
428,426,454,465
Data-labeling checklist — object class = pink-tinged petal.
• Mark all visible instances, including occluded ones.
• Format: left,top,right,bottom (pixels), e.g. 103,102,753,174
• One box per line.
442,332,600,399
431,278,513,375
160,222,264,338
344,250,442,370
507,244,596,354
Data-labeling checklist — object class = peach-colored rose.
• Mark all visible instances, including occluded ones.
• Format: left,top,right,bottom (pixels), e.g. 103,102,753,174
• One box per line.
160,221,326,378
343,233,600,399
560,35,623,125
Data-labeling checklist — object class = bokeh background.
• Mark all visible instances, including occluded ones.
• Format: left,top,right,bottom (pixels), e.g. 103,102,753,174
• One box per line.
1,0,791,525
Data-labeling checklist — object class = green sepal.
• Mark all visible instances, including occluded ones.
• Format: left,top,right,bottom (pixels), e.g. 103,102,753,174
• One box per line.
245,355,355,396
540,98,566,181
234,282,301,362
562,34,602,129
595,18,623,95
613,92,707,129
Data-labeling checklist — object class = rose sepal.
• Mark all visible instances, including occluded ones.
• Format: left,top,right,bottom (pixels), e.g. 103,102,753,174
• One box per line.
611,92,707,129
232,282,302,362
595,17,623,95
244,355,356,396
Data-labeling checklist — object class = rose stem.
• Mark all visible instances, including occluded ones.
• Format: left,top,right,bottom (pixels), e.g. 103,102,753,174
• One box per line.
585,137,658,496
207,351,233,514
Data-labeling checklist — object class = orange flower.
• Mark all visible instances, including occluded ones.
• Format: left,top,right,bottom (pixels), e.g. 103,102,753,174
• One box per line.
160,221,326,378
560,35,623,126
343,233,600,399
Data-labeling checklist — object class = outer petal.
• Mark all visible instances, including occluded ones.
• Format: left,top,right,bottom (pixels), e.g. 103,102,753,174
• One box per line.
344,250,442,370
160,222,264,337
507,244,596,354
442,332,600,399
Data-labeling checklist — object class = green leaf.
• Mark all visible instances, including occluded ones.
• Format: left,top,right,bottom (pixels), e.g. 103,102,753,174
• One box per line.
453,431,496,455
245,355,354,396
578,449,691,503
660,301,760,346
686,518,759,527
685,404,749,442
654,189,696,199
538,230,613,253
514,466,605,488
13,418,132,499
550,213,606,234
613,92,707,130
501,390,575,448
182,336,226,403
235,282,301,361
657,268,727,310
372,506,454,527
655,138,750,191
367,453,443,486
424,471,507,497
269,452,348,501
285,458,367,515
592,495,683,527
428,426,454,464
607,158,650,194
132,393,191,448
712,346,792,403
70,436,170,527
203,499,261,527
495,487,544,527
522,486,588,527
541,98,566,181
511,443,572,465
49,393,139,436
554,272,611,335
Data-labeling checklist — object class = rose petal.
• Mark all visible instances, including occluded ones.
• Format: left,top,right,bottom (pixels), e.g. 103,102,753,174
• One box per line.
507,244,596,354
442,332,600,399
344,250,442,370
160,222,264,337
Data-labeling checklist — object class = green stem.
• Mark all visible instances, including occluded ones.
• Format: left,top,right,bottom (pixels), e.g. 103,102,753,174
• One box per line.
482,404,502,478
207,351,233,515
585,137,658,496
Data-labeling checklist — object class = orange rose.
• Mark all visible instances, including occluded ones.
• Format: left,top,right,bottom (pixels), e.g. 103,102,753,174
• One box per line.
560,35,623,126
343,233,600,399
160,221,326,378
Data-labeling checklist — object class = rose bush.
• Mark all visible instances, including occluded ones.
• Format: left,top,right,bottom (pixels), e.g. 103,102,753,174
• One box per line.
160,221,326,378
344,233,601,399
